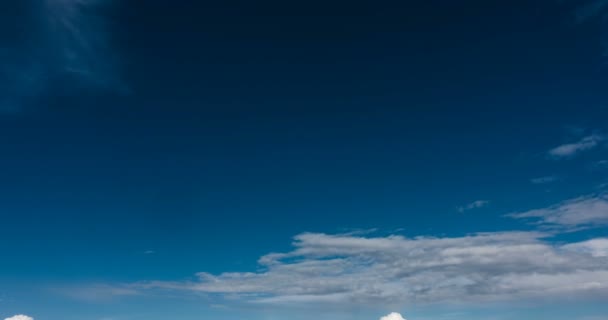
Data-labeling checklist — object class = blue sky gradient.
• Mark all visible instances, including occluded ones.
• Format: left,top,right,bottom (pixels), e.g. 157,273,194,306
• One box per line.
1,1,608,320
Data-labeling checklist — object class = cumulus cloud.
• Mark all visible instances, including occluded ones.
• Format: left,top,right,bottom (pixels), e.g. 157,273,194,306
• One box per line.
548,135,605,158
509,193,608,229
134,231,608,306
0,0,120,112
457,200,490,213
380,312,406,320
4,315,34,320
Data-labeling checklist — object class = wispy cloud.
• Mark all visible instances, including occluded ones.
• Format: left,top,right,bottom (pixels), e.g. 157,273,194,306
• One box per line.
457,200,490,213
1,0,121,112
508,193,608,229
54,284,140,302
132,231,608,306
530,176,559,184
548,134,605,158
596,160,608,168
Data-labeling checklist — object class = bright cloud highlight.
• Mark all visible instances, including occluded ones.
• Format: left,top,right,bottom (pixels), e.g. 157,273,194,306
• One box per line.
4,315,34,320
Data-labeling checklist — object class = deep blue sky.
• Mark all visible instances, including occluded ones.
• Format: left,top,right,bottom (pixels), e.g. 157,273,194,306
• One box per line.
1,1,608,320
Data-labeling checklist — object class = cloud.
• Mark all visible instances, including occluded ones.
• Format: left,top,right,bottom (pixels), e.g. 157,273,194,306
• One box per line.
45,0,118,83
531,176,559,184
548,135,605,158
4,316,34,320
563,238,608,257
509,193,608,229
55,284,140,302
380,313,406,320
458,200,490,213
596,160,608,168
134,231,608,306
0,0,120,112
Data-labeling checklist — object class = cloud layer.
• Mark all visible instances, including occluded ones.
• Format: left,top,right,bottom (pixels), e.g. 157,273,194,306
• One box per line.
136,230,608,306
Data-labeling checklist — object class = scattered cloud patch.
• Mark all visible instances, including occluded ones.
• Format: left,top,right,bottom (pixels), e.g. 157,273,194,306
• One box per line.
4,316,33,320
135,231,608,306
458,200,490,213
380,313,406,320
531,176,559,184
548,135,605,158
509,193,608,229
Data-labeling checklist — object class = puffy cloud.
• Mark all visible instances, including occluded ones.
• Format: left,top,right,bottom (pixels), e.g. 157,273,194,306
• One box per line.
509,194,608,229
380,312,406,320
457,200,490,213
548,135,605,158
4,315,34,320
136,231,608,306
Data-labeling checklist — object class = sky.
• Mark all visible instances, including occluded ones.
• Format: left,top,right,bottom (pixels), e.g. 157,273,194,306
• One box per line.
1,1,608,320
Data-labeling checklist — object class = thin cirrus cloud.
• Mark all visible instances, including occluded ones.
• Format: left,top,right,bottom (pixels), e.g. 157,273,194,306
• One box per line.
130,230,608,307
509,193,608,229
548,134,605,158
457,200,489,213
0,0,120,112
530,175,559,184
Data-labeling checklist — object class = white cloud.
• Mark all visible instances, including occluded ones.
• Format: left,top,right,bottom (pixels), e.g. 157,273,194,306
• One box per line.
380,312,406,320
509,194,608,228
548,135,605,158
563,238,608,257
458,200,490,213
135,231,608,306
4,315,34,320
